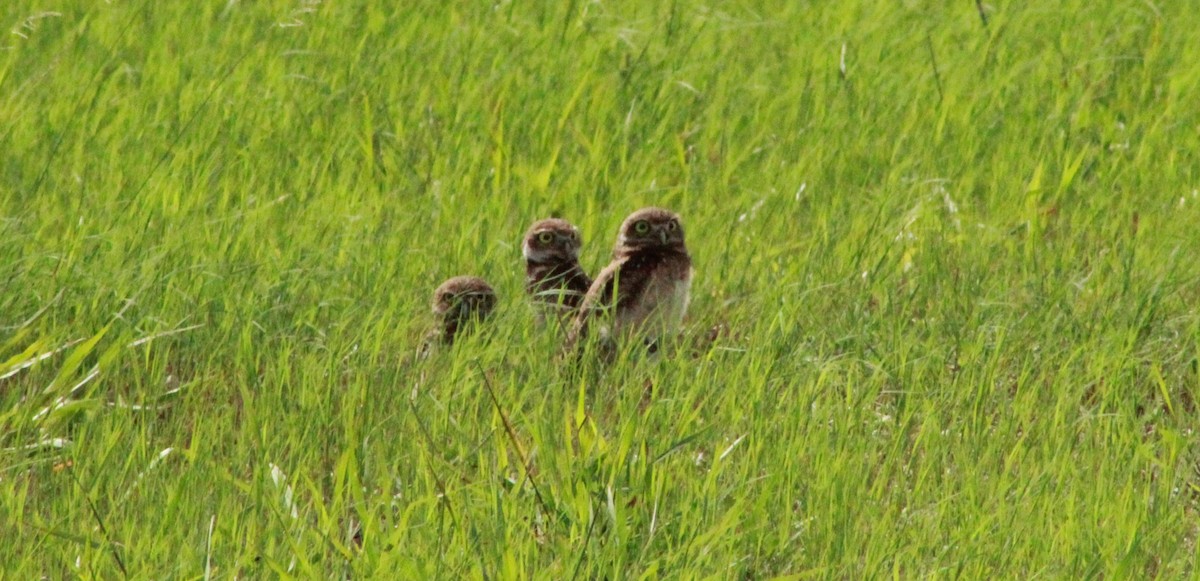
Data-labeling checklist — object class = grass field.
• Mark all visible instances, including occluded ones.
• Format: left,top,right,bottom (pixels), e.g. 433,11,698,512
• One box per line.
3,0,1199,577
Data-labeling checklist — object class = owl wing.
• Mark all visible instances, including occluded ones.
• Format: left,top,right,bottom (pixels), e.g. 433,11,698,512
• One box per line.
565,258,624,350
566,253,662,350
528,262,593,311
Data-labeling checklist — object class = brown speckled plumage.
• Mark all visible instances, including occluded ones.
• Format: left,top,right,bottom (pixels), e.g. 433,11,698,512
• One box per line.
568,207,692,351
425,275,497,348
523,218,592,322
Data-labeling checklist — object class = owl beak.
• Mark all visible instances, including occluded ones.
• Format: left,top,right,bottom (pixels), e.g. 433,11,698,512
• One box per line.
658,227,669,245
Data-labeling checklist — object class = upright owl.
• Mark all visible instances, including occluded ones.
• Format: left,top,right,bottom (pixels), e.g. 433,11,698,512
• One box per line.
424,275,497,350
567,207,692,353
522,218,592,324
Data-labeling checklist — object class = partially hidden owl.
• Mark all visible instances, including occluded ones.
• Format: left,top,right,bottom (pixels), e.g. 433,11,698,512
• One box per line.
567,207,692,353
523,218,592,325
424,275,497,351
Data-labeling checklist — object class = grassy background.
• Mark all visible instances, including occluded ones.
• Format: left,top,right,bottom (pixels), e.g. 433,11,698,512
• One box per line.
2,0,1199,577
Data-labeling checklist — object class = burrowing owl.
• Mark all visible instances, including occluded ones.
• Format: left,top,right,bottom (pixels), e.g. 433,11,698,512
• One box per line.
523,218,592,324
568,207,692,352
425,275,497,348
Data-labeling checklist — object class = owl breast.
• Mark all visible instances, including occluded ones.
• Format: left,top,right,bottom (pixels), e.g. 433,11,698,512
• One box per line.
615,264,693,339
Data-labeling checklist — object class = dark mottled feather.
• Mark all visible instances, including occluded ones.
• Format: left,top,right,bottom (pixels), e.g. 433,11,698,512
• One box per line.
525,260,592,311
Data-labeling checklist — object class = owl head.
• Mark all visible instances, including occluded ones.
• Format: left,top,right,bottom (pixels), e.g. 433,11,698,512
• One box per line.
522,218,583,264
431,276,497,324
615,207,685,256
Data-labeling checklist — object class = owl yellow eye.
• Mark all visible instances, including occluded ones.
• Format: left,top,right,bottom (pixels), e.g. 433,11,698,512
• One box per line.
633,221,650,234
537,232,554,244
666,220,678,231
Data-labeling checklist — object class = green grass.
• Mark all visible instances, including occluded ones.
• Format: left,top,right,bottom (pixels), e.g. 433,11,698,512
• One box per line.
2,0,1199,577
